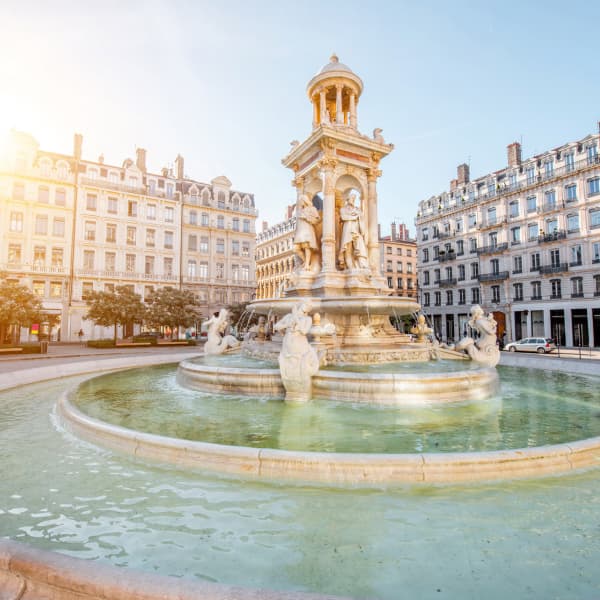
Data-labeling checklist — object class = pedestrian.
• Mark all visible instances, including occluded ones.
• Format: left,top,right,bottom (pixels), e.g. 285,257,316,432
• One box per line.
78,329,84,344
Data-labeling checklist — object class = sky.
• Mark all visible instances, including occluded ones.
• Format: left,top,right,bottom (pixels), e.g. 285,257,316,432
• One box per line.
1,0,599,235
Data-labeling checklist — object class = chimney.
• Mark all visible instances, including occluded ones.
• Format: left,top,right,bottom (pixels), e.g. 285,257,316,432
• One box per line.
450,178,458,192
262,220,268,232
391,222,397,240
73,133,83,160
398,223,410,240
457,163,470,185
377,223,381,240
161,167,169,177
136,148,147,172
507,142,522,167
174,154,184,179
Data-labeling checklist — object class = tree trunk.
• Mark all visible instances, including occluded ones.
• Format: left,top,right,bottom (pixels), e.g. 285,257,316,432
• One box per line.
113,322,118,343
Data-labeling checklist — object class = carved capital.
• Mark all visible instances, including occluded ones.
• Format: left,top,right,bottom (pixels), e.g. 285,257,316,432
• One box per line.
367,168,382,182
371,152,382,165
320,138,336,152
293,176,305,189
319,157,338,171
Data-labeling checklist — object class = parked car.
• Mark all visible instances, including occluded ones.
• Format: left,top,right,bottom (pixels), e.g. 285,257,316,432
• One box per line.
504,337,557,354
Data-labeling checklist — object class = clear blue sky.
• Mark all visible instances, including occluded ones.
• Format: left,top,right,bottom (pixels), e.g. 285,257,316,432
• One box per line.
1,0,599,236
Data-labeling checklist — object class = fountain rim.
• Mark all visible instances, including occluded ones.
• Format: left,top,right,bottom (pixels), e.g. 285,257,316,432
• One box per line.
57,370,600,486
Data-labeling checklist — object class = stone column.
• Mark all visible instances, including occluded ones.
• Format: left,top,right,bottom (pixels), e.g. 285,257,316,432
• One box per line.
367,168,382,273
335,85,342,124
349,93,357,128
312,96,318,129
320,160,337,272
319,89,326,124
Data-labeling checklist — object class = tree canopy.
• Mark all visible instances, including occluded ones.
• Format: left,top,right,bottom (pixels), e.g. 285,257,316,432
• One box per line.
0,279,42,344
145,287,201,338
84,285,145,341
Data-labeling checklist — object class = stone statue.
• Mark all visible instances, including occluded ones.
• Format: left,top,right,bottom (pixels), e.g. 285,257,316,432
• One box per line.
454,305,500,367
338,193,368,270
273,302,320,402
410,313,432,343
204,309,240,355
294,194,321,272
373,128,385,143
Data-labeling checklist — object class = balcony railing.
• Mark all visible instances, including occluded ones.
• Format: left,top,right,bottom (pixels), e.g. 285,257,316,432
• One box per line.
438,251,456,262
478,271,509,282
538,263,569,275
476,242,508,255
538,230,566,244
438,278,457,287
0,263,68,275
571,292,585,298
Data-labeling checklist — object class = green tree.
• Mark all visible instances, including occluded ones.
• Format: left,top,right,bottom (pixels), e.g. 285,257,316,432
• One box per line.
0,279,42,344
226,302,258,334
145,287,201,339
84,285,145,342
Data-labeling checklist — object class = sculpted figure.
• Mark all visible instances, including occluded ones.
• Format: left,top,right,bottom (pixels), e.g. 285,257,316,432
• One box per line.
293,194,321,272
204,309,240,355
338,193,368,270
454,305,500,367
273,302,320,402
373,128,385,143
410,313,433,343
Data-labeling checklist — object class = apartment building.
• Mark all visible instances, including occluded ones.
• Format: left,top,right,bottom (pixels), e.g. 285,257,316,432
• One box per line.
0,131,257,340
415,124,600,346
379,222,417,298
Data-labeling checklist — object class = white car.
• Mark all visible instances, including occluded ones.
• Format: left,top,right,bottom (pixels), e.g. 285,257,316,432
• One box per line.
504,337,557,354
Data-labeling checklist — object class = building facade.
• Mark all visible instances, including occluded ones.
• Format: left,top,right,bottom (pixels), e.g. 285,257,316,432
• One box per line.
415,125,600,347
0,131,257,341
379,222,417,298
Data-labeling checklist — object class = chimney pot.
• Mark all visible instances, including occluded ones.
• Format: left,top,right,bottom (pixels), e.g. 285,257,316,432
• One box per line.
73,133,83,160
136,148,147,172
457,163,470,185
507,142,522,167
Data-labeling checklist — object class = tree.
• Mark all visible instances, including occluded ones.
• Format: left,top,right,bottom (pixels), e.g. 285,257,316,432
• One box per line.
0,279,42,344
144,287,202,339
84,285,145,342
226,302,258,334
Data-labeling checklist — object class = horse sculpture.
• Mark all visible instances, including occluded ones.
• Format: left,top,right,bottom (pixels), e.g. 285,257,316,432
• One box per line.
454,305,500,367
204,309,240,355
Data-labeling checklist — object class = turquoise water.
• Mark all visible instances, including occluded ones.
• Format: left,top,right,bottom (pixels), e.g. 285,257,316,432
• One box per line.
0,375,600,599
73,365,600,453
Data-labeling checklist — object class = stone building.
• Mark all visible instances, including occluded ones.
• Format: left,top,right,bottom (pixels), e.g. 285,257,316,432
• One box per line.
379,222,417,298
415,125,600,346
0,131,257,341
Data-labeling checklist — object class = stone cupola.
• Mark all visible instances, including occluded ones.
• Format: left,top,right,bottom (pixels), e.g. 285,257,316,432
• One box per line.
306,54,363,130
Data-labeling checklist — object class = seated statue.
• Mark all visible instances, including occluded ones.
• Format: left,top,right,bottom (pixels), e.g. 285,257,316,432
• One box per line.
204,309,240,355
454,305,500,367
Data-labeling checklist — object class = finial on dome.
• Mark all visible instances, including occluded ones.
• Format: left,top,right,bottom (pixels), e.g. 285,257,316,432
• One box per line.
330,53,339,63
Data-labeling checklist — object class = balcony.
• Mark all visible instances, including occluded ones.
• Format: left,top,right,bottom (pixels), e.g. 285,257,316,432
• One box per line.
0,263,68,275
571,292,584,298
478,271,509,282
438,231,453,240
80,177,145,195
476,242,508,256
569,260,583,268
539,263,569,275
538,230,566,244
438,278,457,287
438,251,456,262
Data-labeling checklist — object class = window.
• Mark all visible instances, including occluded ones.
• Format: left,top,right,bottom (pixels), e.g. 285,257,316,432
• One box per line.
188,234,197,251
84,221,96,241
147,204,156,220
513,256,523,274
8,244,21,264
109,172,118,183
567,214,579,233
526,196,537,213
165,206,174,223
470,263,479,279
201,213,209,226
587,144,598,165
189,210,197,225
35,214,48,235
13,182,25,200
588,177,600,197
550,279,562,299
105,252,116,272
148,180,156,195
458,264,465,281
456,240,464,255
52,217,65,237
491,285,500,303
458,289,466,304
199,262,208,279
528,223,539,241
83,250,95,270
33,246,45,266
396,261,403,273
446,290,453,305
243,219,250,233
550,248,560,268
55,188,66,206
565,152,575,172
386,260,393,272
546,218,558,233
407,263,413,274
423,292,430,307
544,159,554,178
593,242,600,263
145,256,154,276
86,194,97,210
468,214,477,228
106,223,117,243
107,197,118,214
126,254,136,272
434,291,441,306
128,200,138,217
422,227,429,241
81,282,94,300
242,265,249,281
530,252,541,271
487,207,497,225
127,226,136,245
232,240,240,256
565,184,577,203
198,236,208,253
164,231,174,249
216,262,224,279
166,183,174,199
217,215,225,229
50,281,62,298
32,281,45,297
232,218,239,231
38,186,49,203
591,209,600,229
146,228,155,247
569,244,582,266
397,277,403,289
242,242,250,257
490,258,500,275
423,271,430,285
128,176,139,188
509,201,519,218
544,190,556,209
531,281,542,300
218,192,225,209
422,248,429,262
489,232,498,248
231,265,239,282
434,268,440,283
513,282,523,301
216,238,224,253
9,211,23,232
51,247,63,267
164,257,173,277
471,287,480,304
187,260,196,277
511,227,521,244
571,277,583,297
526,166,535,185
469,238,477,253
